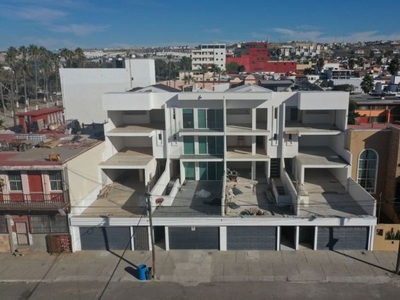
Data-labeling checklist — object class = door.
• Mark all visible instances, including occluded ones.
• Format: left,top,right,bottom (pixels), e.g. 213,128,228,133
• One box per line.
317,227,368,250
28,171,43,201
183,136,194,155
227,227,276,250
184,162,195,180
199,162,208,180
79,227,131,250
169,227,219,249
16,222,29,245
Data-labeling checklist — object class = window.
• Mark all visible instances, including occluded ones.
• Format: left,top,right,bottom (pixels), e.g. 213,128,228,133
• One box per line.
30,215,68,234
182,109,194,129
274,108,278,119
49,171,62,191
9,172,22,191
357,149,378,193
0,216,8,234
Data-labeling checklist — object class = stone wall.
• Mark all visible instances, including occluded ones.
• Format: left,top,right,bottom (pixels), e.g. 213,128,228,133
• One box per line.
0,234,10,253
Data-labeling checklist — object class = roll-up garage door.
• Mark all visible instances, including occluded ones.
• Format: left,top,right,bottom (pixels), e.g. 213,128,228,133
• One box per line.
169,227,219,249
228,226,277,250
317,227,368,250
80,227,131,250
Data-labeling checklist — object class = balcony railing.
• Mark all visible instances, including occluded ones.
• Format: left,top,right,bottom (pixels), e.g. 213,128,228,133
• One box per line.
0,190,69,211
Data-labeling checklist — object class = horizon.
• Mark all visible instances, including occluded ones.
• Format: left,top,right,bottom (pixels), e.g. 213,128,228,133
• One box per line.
1,0,400,51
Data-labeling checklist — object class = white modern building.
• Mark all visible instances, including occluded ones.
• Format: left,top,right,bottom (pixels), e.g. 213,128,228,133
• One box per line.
191,44,226,71
69,85,377,252
60,58,156,124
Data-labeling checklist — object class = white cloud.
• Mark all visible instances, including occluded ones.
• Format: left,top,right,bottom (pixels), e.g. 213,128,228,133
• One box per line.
50,24,109,36
19,36,77,49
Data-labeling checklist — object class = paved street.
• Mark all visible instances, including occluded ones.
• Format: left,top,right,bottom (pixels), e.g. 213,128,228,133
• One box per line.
1,281,400,300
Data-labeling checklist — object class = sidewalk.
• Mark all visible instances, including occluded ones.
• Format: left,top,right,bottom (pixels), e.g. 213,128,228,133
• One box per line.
0,250,399,286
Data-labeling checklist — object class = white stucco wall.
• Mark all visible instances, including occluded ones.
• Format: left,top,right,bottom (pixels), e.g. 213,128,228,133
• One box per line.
66,142,106,208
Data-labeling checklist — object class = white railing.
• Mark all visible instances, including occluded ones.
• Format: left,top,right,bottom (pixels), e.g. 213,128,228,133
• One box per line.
347,178,376,216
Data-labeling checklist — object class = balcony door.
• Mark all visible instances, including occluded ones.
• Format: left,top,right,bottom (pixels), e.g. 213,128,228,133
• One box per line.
28,172,44,201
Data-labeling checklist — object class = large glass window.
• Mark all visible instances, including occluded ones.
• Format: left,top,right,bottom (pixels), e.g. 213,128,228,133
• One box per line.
183,136,194,154
182,109,194,128
9,172,22,191
357,149,378,193
49,171,62,190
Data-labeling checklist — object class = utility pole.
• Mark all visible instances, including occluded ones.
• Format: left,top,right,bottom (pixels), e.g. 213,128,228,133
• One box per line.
146,193,156,280
396,237,400,275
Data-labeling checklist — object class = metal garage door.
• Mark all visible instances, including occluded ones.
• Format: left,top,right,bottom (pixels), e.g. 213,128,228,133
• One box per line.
169,227,219,249
317,227,368,250
228,226,277,250
80,227,131,250
134,227,149,250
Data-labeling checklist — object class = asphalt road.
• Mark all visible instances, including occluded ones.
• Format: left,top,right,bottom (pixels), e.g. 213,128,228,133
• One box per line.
1,281,400,300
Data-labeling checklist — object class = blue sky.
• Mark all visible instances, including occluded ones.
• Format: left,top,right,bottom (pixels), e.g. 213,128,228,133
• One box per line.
1,0,400,50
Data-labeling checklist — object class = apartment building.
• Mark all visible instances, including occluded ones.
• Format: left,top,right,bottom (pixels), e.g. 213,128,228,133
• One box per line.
69,86,377,252
191,44,226,71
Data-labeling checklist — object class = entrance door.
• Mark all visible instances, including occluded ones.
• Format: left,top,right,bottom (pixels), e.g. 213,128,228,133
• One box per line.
28,171,43,201
16,222,29,245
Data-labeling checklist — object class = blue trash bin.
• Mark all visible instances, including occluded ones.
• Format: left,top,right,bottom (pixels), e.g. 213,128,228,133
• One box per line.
138,264,147,281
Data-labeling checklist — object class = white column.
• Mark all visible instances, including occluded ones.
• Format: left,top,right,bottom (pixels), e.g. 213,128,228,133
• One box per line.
220,226,227,251
313,226,318,250
276,226,281,251
130,226,135,250
147,226,152,251
295,226,299,250
70,226,81,252
369,226,375,251
251,136,256,154
165,226,170,251
252,108,256,129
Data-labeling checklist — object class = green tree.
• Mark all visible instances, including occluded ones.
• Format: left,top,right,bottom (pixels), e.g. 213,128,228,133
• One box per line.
226,61,239,72
238,65,246,72
361,74,374,93
28,44,39,100
348,100,360,125
316,57,324,72
348,58,355,70
183,75,194,85
211,64,222,82
18,46,29,105
5,46,19,125
388,57,399,76
199,64,209,88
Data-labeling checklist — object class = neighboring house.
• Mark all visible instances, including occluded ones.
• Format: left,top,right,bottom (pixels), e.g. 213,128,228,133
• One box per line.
352,96,400,124
69,85,376,252
0,132,104,253
60,58,156,124
191,44,226,71
16,107,64,133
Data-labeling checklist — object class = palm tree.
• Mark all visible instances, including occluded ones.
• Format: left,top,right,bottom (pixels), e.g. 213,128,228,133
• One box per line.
211,64,222,83
60,48,75,68
28,44,39,100
183,75,194,85
18,46,29,106
199,64,209,88
5,46,19,125
361,74,374,94
74,47,86,68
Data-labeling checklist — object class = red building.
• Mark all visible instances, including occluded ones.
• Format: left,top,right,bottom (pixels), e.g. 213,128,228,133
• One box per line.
0,132,102,253
17,107,64,133
226,41,297,73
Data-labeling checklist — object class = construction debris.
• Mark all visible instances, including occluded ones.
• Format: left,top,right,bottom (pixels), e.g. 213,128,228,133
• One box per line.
98,184,112,198
13,248,30,256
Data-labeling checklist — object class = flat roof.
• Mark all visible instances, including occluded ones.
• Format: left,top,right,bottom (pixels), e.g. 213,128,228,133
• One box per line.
0,134,102,168
297,147,348,167
16,107,64,117
100,148,154,168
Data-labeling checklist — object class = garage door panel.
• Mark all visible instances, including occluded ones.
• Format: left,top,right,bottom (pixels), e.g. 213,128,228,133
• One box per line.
317,227,368,250
169,227,219,249
80,227,131,250
228,227,276,250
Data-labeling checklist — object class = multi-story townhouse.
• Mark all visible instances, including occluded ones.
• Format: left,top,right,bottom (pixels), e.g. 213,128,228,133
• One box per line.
69,85,377,252
0,132,104,253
